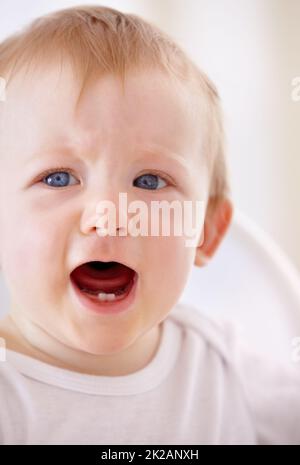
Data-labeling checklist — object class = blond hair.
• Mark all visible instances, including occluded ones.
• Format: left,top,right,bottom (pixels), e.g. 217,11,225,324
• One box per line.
0,4,231,210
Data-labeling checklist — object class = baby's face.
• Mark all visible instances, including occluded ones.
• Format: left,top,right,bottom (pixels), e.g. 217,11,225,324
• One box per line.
0,63,208,354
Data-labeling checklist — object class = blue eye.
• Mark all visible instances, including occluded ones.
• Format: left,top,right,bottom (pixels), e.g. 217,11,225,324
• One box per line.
133,173,168,190
38,169,170,190
42,170,78,188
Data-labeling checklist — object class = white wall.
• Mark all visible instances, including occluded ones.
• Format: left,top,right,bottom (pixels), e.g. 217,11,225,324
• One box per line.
146,0,300,271
0,0,299,271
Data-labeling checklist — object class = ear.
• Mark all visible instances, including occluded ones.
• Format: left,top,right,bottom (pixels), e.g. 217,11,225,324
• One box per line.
194,196,233,267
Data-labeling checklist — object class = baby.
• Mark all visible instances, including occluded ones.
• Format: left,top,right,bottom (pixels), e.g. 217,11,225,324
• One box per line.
0,5,299,445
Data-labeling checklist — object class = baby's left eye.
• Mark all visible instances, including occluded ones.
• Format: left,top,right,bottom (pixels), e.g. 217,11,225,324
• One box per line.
42,170,79,188
133,173,168,190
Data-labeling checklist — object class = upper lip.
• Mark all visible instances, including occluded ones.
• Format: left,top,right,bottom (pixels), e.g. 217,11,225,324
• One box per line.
70,256,138,275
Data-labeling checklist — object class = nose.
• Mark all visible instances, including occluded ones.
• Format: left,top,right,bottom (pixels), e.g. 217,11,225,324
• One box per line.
79,191,128,237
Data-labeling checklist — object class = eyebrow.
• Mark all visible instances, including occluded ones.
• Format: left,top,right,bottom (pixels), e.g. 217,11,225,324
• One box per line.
135,144,192,174
26,141,192,174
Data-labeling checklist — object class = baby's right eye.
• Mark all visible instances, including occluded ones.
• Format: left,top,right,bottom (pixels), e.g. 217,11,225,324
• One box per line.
40,169,79,188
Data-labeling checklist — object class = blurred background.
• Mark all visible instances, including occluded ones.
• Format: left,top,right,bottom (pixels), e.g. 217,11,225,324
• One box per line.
0,0,299,271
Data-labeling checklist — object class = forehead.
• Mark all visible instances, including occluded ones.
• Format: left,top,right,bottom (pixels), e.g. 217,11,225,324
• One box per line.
0,62,205,166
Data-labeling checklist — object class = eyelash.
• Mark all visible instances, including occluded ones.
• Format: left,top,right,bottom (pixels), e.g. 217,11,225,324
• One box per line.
36,167,175,189
37,167,78,185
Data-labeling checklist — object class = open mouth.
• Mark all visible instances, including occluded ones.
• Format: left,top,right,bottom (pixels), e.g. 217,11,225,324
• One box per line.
70,260,137,303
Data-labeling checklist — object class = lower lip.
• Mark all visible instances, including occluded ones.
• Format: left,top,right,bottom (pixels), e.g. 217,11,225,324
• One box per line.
70,273,139,316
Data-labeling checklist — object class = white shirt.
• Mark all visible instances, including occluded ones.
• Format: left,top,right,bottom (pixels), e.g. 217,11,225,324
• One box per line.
1,302,300,445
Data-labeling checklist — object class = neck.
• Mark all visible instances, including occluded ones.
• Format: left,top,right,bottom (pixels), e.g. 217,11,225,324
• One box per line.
1,311,162,376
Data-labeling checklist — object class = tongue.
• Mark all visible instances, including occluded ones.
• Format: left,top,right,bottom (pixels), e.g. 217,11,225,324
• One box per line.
71,262,135,293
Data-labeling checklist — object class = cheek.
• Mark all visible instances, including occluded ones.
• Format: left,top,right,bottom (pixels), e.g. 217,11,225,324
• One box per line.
1,211,66,292
142,235,194,294
0,213,70,321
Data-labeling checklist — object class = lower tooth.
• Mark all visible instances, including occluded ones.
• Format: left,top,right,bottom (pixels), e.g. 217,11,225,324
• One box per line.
98,293,116,301
80,283,131,301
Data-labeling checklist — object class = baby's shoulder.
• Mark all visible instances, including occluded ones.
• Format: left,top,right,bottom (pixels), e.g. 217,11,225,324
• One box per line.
0,317,27,384
168,302,240,362
0,330,33,445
